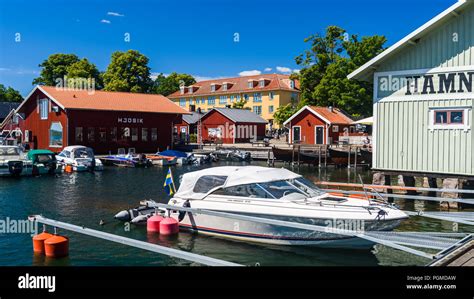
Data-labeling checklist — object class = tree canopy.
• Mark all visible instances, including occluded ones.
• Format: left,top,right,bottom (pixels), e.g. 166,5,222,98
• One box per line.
275,26,386,123
32,54,102,88
153,72,196,96
0,84,23,102
103,50,153,93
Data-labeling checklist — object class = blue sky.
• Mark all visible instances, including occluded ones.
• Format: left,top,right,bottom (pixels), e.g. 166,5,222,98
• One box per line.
0,0,456,96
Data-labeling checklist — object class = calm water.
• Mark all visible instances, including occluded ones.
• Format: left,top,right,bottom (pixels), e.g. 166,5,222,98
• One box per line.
0,161,470,266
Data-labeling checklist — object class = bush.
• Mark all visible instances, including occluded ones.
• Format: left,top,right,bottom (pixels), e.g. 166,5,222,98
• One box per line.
189,133,197,143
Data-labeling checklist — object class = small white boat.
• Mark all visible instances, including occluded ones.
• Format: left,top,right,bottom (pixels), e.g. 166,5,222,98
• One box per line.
0,145,33,177
56,145,104,172
166,166,408,247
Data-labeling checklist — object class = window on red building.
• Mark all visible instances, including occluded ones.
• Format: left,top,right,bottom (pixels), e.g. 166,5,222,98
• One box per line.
99,128,106,143
75,127,83,143
151,128,158,141
110,127,117,142
87,127,95,142
142,128,148,142
131,128,138,141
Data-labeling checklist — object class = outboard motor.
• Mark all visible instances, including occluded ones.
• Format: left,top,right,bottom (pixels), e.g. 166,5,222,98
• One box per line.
8,161,23,176
178,200,191,222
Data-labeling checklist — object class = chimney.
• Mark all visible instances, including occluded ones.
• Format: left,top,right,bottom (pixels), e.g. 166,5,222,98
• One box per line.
197,107,202,114
329,106,333,112
189,105,196,112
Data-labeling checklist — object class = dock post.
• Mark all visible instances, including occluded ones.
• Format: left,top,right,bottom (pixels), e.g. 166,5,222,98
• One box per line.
441,178,460,210
318,146,321,168
354,146,357,169
347,146,351,169
402,176,418,196
292,146,295,165
297,145,301,166
324,145,327,168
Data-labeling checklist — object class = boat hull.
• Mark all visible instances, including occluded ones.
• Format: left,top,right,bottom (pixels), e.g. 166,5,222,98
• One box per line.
171,211,403,247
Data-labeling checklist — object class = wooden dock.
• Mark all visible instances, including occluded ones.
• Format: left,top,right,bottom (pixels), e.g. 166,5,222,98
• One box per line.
430,238,474,266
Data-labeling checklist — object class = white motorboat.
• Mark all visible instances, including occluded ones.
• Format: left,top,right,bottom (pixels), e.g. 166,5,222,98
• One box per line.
56,145,104,172
0,145,33,177
166,166,408,247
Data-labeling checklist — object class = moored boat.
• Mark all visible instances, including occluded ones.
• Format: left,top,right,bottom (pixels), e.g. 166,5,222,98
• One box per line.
27,149,62,175
328,147,362,165
101,148,152,167
146,153,178,166
56,146,104,172
0,145,33,177
161,166,408,247
213,148,251,162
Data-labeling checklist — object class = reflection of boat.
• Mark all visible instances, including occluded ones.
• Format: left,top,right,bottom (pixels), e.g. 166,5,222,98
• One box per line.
27,149,62,175
328,147,361,165
214,148,251,161
164,166,408,247
0,145,33,177
101,148,152,167
56,146,104,172
359,148,372,165
272,147,324,163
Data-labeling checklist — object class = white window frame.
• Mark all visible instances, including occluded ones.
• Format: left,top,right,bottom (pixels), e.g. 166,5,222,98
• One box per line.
315,125,325,145
39,98,49,120
49,122,63,148
292,126,301,143
428,106,471,131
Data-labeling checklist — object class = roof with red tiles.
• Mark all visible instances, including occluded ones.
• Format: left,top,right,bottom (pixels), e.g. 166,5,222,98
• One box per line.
20,85,189,114
283,105,353,125
168,73,300,98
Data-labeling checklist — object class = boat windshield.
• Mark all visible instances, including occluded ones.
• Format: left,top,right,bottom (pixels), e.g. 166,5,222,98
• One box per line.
212,177,324,200
0,147,21,156
73,148,93,159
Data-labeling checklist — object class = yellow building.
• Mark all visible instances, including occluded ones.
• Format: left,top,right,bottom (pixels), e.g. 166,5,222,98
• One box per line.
167,74,300,129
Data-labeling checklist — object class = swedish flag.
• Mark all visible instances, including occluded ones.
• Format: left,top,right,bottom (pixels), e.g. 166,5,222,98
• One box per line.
163,167,175,196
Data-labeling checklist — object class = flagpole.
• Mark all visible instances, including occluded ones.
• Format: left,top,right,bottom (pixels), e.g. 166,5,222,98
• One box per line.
169,167,177,194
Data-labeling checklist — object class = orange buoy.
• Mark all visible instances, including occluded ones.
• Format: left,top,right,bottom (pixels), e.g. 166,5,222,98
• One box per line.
32,232,54,254
147,215,164,233
159,217,179,235
65,164,73,173
44,235,69,258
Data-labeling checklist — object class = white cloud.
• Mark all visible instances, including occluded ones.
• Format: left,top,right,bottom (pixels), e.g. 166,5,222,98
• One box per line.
0,67,39,75
293,69,300,74
276,66,292,74
238,70,261,76
100,19,111,24
107,12,125,17
264,67,272,72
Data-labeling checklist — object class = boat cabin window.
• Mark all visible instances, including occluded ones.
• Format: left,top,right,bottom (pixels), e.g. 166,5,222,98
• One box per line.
212,183,272,199
35,153,55,163
58,150,71,158
0,147,20,156
193,175,227,193
292,177,325,197
73,148,93,159
213,180,308,200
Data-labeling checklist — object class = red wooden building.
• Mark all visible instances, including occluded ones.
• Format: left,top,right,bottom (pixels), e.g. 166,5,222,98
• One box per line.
199,108,267,144
16,85,189,153
173,110,203,143
283,106,354,144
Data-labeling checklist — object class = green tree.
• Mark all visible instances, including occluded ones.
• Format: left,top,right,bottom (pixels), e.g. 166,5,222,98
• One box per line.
0,84,23,102
153,72,196,96
32,54,80,86
103,50,153,93
66,58,103,89
294,26,386,118
231,99,249,109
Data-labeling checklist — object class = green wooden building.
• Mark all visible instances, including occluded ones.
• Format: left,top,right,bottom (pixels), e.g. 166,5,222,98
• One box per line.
349,0,474,178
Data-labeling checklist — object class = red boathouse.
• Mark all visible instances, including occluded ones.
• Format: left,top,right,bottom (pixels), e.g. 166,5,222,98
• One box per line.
16,85,189,153
283,105,354,145
199,108,267,144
